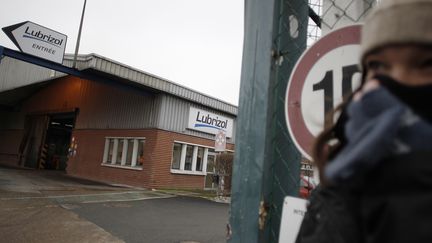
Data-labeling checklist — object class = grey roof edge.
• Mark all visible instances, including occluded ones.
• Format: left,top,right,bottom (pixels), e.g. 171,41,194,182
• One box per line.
0,74,67,94
63,53,238,116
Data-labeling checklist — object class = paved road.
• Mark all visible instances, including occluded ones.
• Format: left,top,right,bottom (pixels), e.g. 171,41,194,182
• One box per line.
72,196,229,243
0,167,229,243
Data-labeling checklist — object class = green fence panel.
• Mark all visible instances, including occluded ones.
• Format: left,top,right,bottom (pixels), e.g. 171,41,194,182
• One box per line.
228,0,278,242
261,0,308,242
229,0,308,242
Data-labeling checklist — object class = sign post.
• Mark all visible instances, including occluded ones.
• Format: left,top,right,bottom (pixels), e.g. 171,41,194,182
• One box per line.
2,21,67,64
285,25,362,159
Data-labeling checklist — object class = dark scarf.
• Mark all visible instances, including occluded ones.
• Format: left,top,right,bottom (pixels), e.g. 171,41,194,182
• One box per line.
325,75,432,182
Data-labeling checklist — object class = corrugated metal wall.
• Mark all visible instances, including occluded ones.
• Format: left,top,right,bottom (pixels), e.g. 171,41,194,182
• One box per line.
0,57,59,92
0,74,236,144
0,55,237,143
157,94,236,143
1,54,237,117
67,78,158,130
85,54,238,116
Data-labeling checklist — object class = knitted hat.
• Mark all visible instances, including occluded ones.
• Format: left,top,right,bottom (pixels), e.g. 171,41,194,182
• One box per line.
361,0,432,64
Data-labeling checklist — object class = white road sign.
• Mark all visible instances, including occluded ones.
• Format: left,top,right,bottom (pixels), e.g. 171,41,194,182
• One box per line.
2,21,67,64
285,25,362,159
279,196,307,243
215,130,226,152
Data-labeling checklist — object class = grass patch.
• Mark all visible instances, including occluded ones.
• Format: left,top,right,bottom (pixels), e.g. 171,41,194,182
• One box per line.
157,188,218,198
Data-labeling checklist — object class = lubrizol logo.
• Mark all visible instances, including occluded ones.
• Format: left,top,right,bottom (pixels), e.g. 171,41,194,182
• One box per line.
188,107,233,137
23,26,65,47
195,111,228,131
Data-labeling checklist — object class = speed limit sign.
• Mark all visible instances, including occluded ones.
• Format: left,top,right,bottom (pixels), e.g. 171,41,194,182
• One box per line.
285,25,362,160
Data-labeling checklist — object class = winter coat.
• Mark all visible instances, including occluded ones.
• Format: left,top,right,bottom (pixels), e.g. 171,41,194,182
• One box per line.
296,151,432,243
360,151,432,243
297,75,432,242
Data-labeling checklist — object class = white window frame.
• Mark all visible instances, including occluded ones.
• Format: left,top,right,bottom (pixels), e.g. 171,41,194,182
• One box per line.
170,141,218,175
102,137,145,170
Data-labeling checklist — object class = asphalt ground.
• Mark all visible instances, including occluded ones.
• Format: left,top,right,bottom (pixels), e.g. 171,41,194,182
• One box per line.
72,196,229,243
0,166,229,243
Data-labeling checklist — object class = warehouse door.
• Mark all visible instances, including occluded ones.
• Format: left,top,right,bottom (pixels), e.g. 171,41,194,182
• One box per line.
40,113,76,170
19,115,49,168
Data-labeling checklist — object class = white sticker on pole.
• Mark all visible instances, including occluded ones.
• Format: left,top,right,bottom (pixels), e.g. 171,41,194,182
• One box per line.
285,25,362,160
278,196,307,243
215,130,226,152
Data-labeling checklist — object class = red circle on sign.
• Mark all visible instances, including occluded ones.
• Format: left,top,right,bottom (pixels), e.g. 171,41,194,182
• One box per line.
285,25,361,160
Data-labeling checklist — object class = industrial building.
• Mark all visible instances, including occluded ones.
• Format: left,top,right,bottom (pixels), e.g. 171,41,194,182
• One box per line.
0,53,236,190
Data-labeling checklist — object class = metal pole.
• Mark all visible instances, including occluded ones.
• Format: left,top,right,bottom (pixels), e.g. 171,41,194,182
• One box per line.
73,0,87,69
228,0,277,241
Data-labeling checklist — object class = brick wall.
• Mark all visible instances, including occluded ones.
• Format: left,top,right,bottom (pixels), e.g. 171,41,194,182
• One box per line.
149,129,234,189
67,129,155,188
67,128,234,190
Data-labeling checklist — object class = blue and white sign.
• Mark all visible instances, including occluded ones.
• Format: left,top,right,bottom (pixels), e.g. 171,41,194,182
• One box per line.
188,107,233,138
2,21,67,64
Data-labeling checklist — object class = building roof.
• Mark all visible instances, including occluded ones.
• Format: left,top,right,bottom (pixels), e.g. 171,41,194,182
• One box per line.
64,53,238,115
0,52,238,116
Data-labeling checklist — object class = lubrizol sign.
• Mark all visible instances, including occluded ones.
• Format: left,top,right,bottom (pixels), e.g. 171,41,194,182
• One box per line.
188,107,233,138
2,21,67,64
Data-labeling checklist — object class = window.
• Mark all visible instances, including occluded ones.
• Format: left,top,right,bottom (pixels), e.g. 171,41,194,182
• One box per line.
116,139,124,165
106,139,114,163
170,142,211,175
196,147,204,171
184,145,193,171
137,140,145,166
102,137,145,169
171,143,182,170
125,139,134,166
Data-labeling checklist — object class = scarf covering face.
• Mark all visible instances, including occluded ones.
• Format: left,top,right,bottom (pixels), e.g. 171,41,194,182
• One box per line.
324,76,432,182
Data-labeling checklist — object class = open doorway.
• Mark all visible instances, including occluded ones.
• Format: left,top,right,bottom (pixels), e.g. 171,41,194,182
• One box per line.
40,112,76,170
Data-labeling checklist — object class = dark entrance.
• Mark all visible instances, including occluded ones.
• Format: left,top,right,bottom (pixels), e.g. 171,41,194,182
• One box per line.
19,112,76,170
42,113,75,170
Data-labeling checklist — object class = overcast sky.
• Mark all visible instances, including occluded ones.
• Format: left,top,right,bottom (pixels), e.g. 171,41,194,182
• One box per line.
0,0,244,105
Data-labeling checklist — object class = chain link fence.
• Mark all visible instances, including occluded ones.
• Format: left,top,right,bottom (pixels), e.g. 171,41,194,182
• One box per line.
263,0,378,242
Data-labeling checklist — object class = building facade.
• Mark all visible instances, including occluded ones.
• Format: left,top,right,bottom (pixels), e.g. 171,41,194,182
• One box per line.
0,53,236,190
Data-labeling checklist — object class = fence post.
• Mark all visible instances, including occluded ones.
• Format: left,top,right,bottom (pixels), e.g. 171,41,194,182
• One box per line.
228,0,307,242
228,0,278,242
260,0,308,242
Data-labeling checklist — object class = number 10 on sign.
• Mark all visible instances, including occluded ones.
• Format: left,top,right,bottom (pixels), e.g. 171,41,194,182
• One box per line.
285,25,362,159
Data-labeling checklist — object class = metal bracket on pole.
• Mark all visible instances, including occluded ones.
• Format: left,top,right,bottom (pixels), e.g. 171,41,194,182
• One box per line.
309,6,322,28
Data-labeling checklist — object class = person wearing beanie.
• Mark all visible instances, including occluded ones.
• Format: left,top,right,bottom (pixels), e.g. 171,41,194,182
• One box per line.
296,0,432,242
